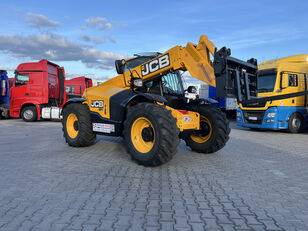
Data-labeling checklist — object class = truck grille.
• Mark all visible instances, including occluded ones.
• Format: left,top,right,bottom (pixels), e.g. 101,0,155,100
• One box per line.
241,101,266,108
242,110,265,124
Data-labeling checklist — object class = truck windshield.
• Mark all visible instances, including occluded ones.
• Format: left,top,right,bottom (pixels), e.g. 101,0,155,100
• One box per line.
257,69,277,92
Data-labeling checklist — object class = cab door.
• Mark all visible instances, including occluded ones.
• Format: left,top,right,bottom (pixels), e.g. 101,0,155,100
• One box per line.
10,73,30,113
280,71,306,107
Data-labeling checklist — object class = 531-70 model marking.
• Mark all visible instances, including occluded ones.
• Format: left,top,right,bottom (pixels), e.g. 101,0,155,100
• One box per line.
141,54,170,77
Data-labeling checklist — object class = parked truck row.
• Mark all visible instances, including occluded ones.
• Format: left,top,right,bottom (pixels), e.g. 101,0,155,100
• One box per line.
0,60,93,121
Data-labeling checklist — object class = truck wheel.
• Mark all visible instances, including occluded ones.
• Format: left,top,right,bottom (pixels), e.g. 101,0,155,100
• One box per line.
21,106,37,122
288,112,303,133
62,103,96,147
184,105,230,153
123,103,180,167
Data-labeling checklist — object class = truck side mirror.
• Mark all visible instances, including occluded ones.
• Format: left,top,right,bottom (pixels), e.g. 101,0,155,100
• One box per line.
280,73,288,89
187,86,197,94
115,60,125,74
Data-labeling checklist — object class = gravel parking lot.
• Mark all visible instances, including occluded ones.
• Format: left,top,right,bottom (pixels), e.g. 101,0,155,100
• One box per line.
0,119,307,231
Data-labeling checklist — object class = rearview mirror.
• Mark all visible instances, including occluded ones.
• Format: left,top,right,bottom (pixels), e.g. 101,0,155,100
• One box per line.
187,86,197,94
115,59,125,74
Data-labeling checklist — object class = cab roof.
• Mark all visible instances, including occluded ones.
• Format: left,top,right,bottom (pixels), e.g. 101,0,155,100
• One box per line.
259,54,308,71
260,54,308,66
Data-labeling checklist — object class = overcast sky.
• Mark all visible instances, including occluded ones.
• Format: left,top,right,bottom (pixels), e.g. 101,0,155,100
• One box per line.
0,0,307,83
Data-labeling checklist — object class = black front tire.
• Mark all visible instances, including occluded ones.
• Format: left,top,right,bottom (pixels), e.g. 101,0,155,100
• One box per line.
184,105,230,153
62,103,96,147
288,112,303,133
123,103,180,167
21,106,37,122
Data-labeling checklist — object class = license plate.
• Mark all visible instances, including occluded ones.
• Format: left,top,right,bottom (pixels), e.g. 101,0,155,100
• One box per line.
93,123,115,133
248,116,258,121
226,97,237,110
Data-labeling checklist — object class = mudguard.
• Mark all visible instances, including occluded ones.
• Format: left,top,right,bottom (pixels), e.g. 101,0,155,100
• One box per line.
62,98,87,113
109,90,167,122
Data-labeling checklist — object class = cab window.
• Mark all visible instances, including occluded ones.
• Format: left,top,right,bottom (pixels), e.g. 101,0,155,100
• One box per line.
288,74,298,87
15,74,29,87
162,73,184,96
66,86,75,93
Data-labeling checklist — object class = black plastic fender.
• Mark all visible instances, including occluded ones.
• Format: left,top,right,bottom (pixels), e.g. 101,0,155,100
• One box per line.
61,98,87,114
109,90,167,122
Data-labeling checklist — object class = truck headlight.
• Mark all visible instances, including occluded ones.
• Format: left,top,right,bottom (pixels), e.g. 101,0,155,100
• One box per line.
267,113,276,118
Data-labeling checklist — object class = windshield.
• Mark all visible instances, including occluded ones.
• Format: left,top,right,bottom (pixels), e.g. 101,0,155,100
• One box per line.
124,56,155,72
257,69,277,92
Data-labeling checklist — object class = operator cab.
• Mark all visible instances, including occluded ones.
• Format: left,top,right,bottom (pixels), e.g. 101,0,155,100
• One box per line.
137,71,189,109
115,53,197,108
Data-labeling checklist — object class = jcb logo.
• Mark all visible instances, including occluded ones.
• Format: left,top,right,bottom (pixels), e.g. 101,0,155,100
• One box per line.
91,100,104,108
141,54,170,76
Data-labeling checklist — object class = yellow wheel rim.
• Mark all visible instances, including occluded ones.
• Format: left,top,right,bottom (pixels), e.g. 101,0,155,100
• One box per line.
190,116,212,143
66,113,78,139
131,117,155,153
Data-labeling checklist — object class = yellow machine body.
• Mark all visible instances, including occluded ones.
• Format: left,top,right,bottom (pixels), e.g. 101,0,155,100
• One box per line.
81,35,218,133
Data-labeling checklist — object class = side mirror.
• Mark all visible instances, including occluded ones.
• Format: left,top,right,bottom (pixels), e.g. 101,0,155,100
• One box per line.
115,59,125,74
280,73,288,89
187,86,197,94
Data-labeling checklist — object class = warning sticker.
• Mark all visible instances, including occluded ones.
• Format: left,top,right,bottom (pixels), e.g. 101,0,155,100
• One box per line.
93,123,115,133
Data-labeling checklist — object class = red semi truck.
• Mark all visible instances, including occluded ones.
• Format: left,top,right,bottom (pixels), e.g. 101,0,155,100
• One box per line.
65,76,93,99
7,59,66,121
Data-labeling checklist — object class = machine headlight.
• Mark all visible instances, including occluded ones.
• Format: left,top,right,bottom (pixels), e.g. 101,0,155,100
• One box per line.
267,113,276,118
132,78,143,87
237,111,241,117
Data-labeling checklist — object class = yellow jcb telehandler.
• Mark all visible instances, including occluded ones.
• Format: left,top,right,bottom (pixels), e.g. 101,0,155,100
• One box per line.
61,35,258,166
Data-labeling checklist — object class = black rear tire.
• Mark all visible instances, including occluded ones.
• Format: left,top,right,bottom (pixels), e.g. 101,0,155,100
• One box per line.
184,105,230,153
62,103,96,147
21,106,37,122
288,112,303,133
123,103,180,167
